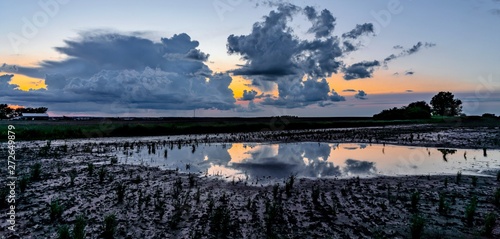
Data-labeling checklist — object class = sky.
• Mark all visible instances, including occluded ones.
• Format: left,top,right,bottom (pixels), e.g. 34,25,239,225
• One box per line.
0,0,499,117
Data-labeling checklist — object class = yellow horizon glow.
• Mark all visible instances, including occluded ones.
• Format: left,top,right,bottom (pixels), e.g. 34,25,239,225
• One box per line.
325,73,475,95
3,59,478,97
9,74,46,91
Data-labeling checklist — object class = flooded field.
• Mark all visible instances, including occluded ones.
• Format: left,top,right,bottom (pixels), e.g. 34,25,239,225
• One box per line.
1,126,499,238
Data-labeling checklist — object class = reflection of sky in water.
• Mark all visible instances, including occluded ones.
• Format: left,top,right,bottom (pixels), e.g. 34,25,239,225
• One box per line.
115,142,500,182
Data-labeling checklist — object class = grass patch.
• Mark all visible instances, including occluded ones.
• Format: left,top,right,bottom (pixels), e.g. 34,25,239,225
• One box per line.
31,162,42,181
57,224,71,239
438,193,450,216
456,171,462,184
19,176,30,193
116,184,126,204
465,196,478,227
73,214,87,239
482,212,497,236
471,176,477,187
0,189,8,209
410,214,425,239
411,191,420,212
494,188,500,206
102,214,117,239
87,163,94,176
69,168,77,186
99,167,107,183
50,199,64,222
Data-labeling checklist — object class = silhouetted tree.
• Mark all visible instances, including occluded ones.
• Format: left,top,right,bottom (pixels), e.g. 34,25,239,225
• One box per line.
373,101,431,120
430,92,462,116
406,101,432,119
0,105,48,119
0,104,14,119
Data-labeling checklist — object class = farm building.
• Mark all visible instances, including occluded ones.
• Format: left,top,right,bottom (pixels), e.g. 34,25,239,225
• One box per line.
14,113,50,120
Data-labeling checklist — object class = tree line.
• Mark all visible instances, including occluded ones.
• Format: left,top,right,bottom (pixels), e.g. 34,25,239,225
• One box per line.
0,104,48,119
373,91,464,120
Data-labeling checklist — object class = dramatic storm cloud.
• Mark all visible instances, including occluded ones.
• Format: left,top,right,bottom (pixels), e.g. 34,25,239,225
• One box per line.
226,3,375,108
1,32,236,113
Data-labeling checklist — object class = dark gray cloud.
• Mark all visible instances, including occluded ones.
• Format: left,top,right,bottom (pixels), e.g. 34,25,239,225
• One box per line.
406,90,414,93
261,78,334,108
260,78,345,108
304,7,336,38
384,41,436,65
354,90,368,100
329,89,346,102
405,71,415,75
342,89,356,92
227,3,379,108
241,89,258,101
227,3,301,78
1,32,236,113
343,60,380,80
227,4,343,79
341,23,374,39
225,3,437,108
340,23,375,53
342,41,357,52
0,74,18,91
185,49,210,61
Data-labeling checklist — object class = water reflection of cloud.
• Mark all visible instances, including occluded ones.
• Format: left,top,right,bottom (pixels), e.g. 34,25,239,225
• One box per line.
231,161,298,179
303,143,331,161
229,143,340,179
108,141,500,180
343,159,376,174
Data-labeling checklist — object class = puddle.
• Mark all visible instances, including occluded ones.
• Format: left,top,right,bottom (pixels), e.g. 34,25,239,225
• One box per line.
115,142,500,181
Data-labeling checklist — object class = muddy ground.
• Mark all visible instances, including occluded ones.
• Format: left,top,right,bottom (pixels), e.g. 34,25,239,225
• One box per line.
1,125,499,238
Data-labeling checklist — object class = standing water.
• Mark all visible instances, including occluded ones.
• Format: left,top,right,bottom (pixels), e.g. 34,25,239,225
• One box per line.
115,142,500,181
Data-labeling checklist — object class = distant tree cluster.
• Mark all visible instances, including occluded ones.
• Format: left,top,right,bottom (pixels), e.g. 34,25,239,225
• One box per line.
374,91,463,120
373,101,432,120
0,104,48,119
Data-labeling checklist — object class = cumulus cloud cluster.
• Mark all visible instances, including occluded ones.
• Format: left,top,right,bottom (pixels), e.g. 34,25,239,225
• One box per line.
1,2,437,114
1,32,236,113
226,3,381,108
